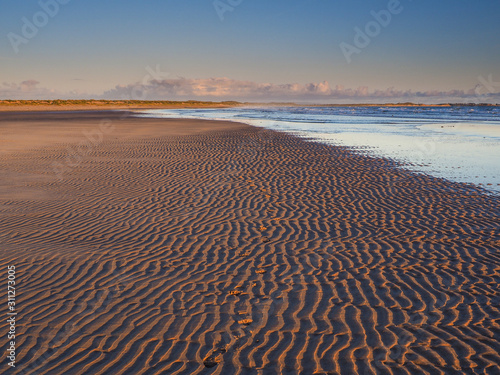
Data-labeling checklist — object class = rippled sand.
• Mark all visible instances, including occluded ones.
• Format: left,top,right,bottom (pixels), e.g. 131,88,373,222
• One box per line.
0,111,499,374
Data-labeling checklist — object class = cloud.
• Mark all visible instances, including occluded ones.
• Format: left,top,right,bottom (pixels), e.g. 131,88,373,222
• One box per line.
102,78,364,101
0,80,91,100
102,77,500,103
0,80,60,99
2,78,500,103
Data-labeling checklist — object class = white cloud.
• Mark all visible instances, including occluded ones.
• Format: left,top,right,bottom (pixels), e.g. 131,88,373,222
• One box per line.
0,80,53,99
2,78,499,104
0,80,92,100
102,77,500,103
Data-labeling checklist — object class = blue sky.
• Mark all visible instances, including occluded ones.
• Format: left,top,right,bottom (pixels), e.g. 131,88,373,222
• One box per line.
1,0,499,103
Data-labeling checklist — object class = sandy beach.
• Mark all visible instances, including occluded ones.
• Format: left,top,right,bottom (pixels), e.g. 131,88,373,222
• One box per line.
0,111,499,374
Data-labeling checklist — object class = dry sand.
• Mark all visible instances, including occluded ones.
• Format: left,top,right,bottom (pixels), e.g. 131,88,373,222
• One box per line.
0,111,499,374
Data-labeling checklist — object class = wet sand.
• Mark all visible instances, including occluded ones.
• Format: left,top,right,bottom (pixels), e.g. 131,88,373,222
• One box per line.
0,111,499,374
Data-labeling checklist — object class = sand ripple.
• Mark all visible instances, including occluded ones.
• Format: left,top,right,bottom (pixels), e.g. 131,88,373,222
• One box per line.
0,115,499,374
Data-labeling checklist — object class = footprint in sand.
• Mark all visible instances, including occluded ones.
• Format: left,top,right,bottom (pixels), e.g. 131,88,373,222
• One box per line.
238,319,253,326
203,347,227,368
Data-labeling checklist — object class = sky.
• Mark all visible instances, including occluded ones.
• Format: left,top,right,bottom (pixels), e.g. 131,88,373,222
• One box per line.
1,0,500,103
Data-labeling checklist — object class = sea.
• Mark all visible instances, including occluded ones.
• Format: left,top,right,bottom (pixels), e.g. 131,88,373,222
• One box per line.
137,106,500,194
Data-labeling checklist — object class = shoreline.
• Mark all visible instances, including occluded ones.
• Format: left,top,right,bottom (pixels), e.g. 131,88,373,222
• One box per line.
3,109,498,195
1,100,498,113
135,107,500,195
0,111,499,374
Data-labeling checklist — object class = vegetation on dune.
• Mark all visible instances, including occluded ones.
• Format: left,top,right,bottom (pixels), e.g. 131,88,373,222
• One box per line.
0,100,497,107
0,99,244,107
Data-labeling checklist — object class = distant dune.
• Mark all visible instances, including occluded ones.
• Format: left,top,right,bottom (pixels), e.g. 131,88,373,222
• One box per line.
1,100,497,112
0,100,244,112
